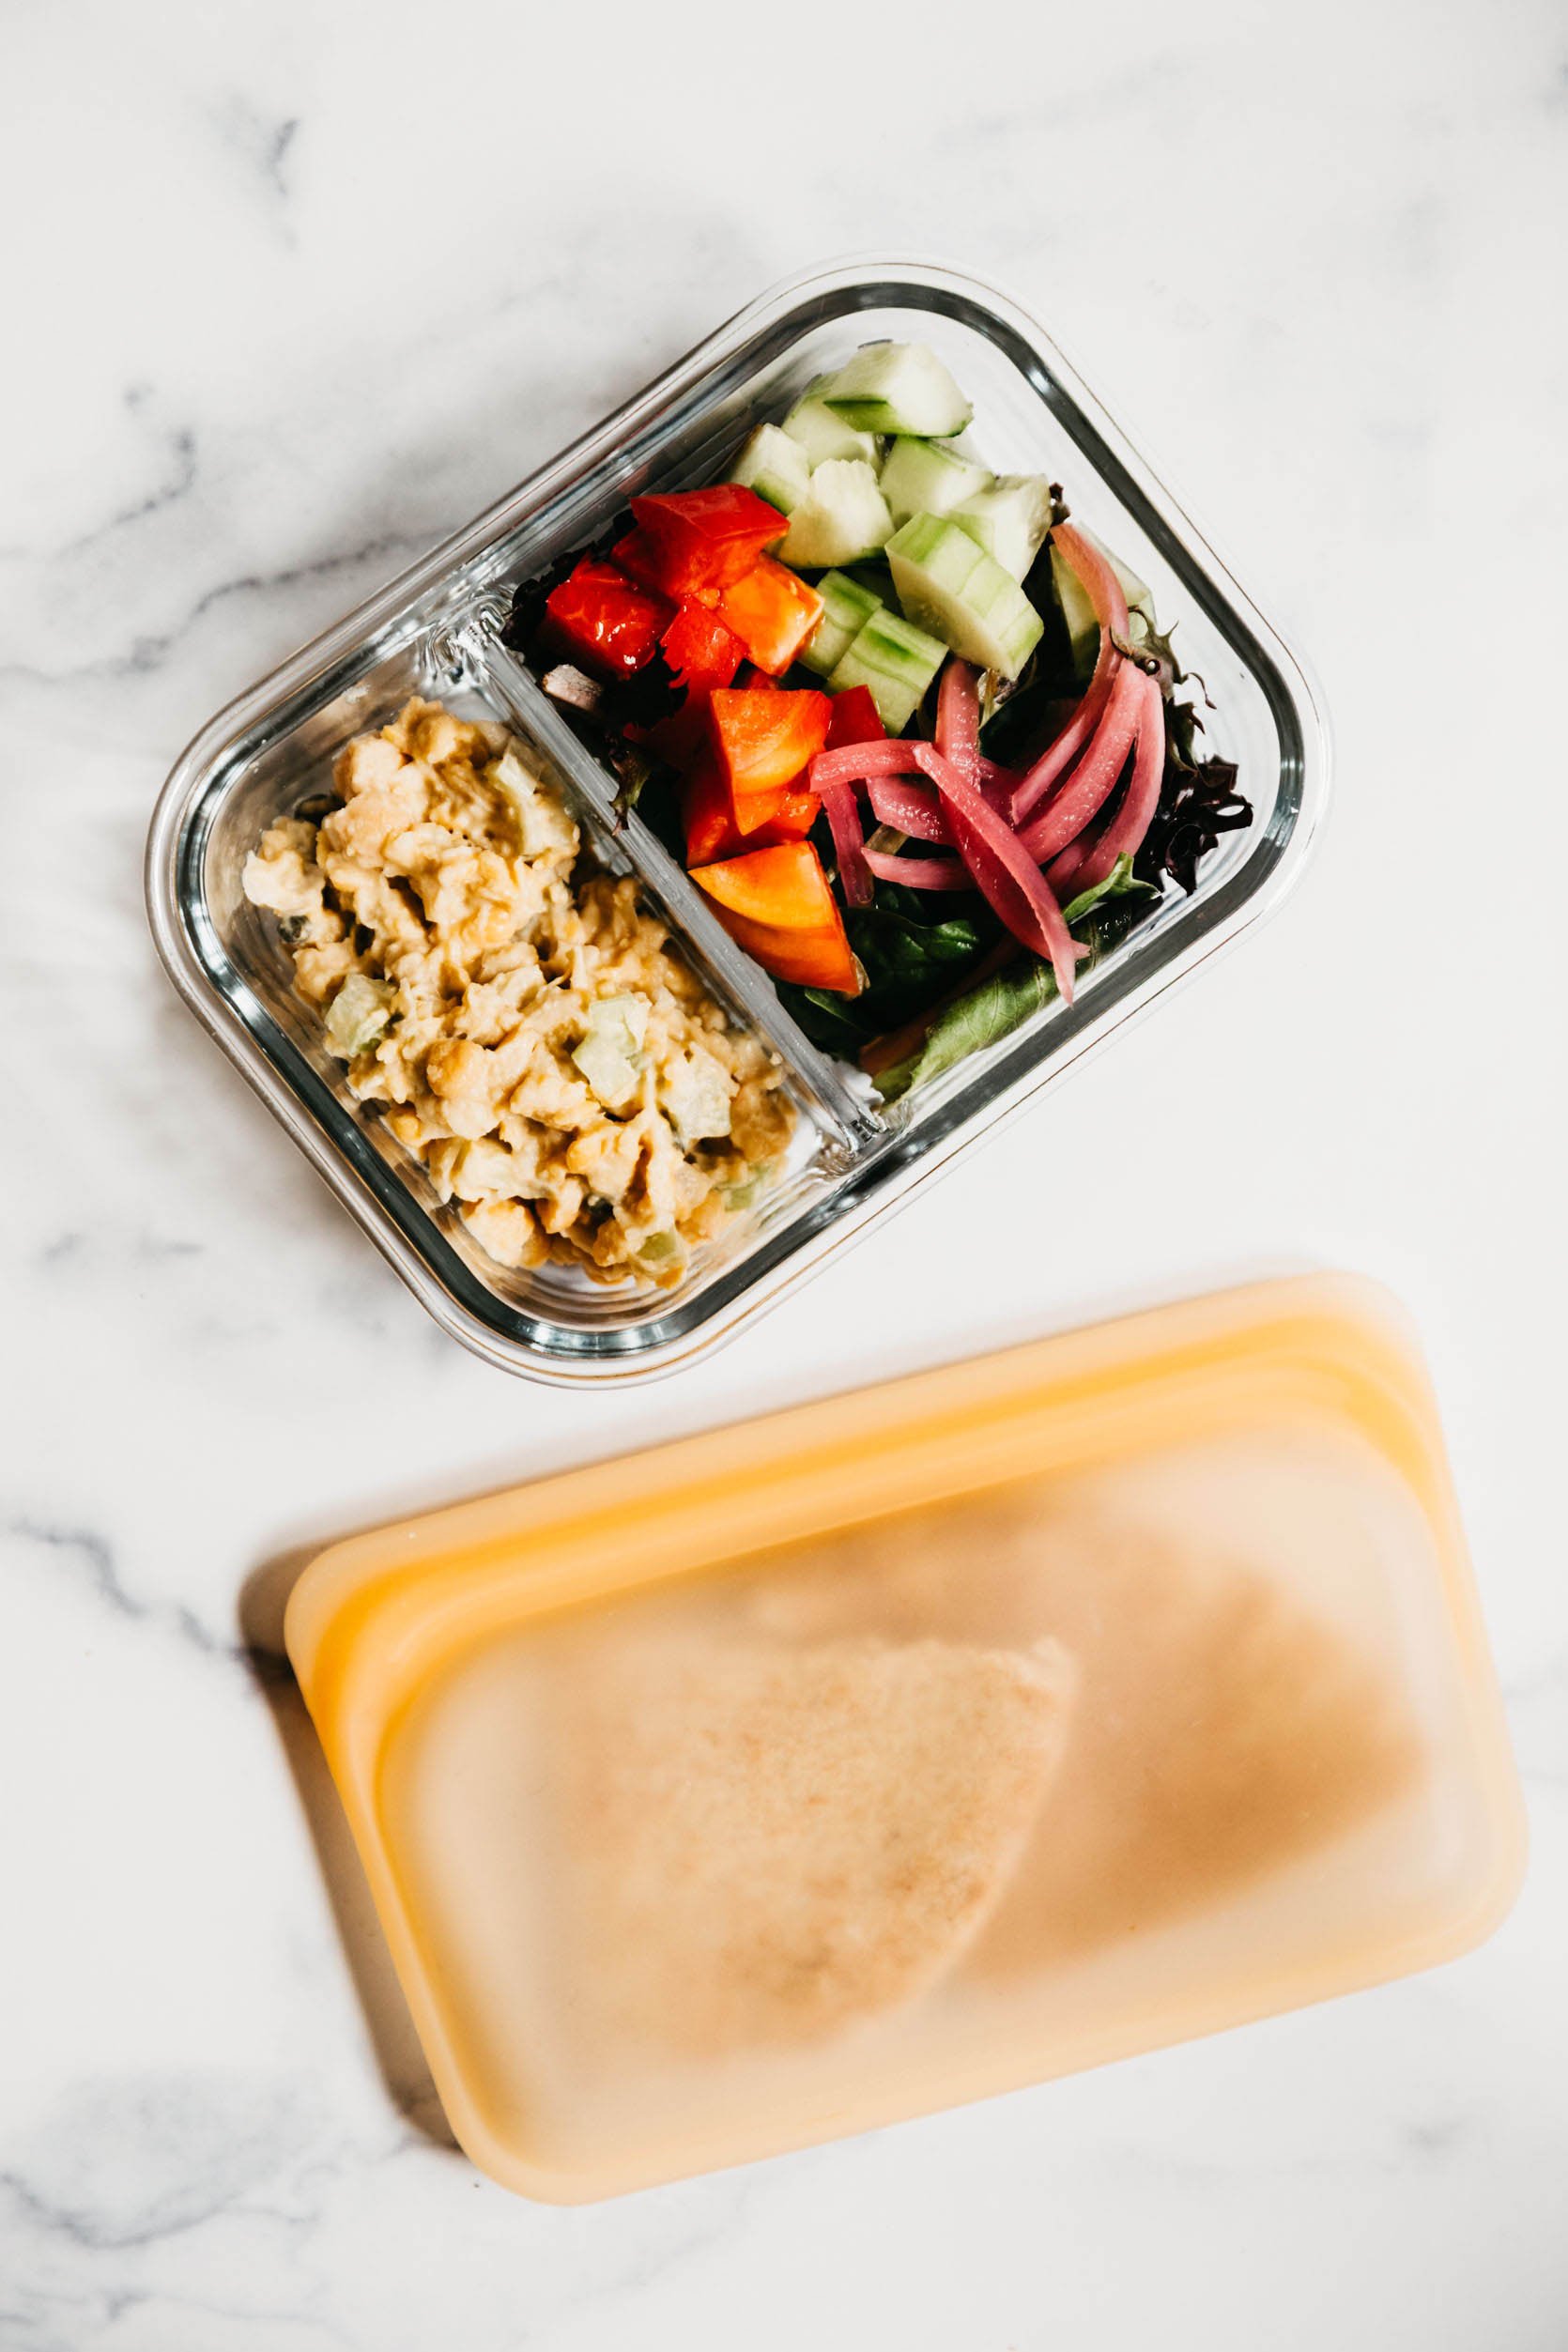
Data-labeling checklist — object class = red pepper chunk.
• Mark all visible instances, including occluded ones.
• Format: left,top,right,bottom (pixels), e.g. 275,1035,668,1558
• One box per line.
708,687,833,799
691,842,861,995
716,559,823,676
625,485,787,596
681,760,744,866
825,684,887,750
660,599,745,698
611,527,672,594
682,758,819,865
743,786,821,849
624,601,746,768
541,559,669,680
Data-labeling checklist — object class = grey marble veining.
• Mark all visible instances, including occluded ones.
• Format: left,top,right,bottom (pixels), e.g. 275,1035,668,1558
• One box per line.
3,0,1566,2344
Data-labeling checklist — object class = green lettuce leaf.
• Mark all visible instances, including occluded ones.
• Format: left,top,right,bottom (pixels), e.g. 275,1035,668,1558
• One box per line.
779,884,990,1052
875,859,1154,1102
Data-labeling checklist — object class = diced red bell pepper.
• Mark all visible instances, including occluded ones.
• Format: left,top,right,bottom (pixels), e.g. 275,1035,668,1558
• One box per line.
719,906,859,991
623,486,787,596
626,601,747,766
716,558,824,676
660,599,745,698
744,786,821,849
695,840,832,930
542,559,670,680
707,687,832,799
691,841,861,995
681,761,819,866
825,683,887,751
682,760,743,866
611,526,676,595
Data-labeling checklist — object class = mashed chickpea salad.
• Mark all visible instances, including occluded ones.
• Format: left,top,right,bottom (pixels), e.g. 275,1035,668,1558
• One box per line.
243,699,795,1288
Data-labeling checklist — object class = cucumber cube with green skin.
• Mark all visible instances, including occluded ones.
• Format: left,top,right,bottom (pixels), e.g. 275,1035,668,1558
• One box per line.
777,459,895,571
780,385,879,469
798,570,884,676
886,513,1044,679
879,436,992,527
821,343,973,438
951,475,1055,582
828,606,946,733
729,423,811,515
1050,535,1158,678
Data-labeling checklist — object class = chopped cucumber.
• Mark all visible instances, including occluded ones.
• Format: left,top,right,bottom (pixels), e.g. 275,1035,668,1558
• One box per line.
728,423,811,516
821,343,973,438
828,606,946,733
324,973,393,1059
952,474,1055,582
777,458,895,570
1051,547,1099,676
878,436,992,527
780,381,879,469
1051,534,1157,677
886,512,1044,680
572,992,648,1111
798,568,884,675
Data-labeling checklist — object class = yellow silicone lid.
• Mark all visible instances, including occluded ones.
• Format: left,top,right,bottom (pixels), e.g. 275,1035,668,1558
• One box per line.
285,1276,1524,2201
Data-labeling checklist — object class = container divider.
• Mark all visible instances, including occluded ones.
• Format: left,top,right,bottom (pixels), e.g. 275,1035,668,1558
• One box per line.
458,613,885,1157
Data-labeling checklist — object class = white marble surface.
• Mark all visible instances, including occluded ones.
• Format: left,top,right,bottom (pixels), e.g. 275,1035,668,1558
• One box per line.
4,0,1567,2343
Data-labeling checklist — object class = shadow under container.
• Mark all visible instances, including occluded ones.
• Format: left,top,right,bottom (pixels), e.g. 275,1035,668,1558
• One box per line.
146,259,1327,1383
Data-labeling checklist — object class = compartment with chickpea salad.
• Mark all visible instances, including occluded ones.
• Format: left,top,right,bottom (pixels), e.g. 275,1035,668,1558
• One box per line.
506,342,1251,1101
241,699,796,1290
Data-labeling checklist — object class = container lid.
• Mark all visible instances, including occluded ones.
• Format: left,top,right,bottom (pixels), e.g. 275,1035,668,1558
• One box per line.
286,1276,1524,2201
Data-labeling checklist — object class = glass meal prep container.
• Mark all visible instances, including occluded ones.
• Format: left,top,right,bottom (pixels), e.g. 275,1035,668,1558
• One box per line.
146,258,1329,1383
284,1278,1524,2202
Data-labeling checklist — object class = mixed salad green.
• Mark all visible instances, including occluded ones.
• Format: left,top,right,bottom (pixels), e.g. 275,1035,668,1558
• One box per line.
505,341,1250,1102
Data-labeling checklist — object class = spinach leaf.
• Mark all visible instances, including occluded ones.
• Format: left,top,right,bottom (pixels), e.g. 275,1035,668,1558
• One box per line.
876,861,1156,1101
779,882,992,1050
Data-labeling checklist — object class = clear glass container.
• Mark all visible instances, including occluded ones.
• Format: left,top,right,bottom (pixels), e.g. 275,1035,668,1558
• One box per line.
146,258,1328,1383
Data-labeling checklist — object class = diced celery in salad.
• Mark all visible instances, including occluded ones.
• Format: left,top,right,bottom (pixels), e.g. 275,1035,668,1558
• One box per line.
572,993,649,1111
324,973,394,1059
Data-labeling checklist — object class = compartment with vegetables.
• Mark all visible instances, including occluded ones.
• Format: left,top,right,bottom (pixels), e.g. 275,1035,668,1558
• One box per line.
502,340,1252,1106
